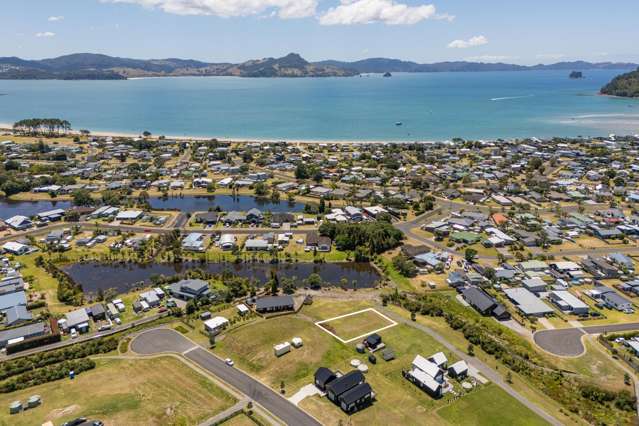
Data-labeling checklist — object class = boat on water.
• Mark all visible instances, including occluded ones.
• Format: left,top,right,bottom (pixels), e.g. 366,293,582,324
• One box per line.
395,122,403,126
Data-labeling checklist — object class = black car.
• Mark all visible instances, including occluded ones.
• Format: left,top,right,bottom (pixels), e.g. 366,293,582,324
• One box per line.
62,418,87,426
368,354,377,364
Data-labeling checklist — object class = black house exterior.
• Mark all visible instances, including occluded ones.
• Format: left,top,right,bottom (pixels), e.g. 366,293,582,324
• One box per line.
326,370,365,403
314,367,336,391
365,333,382,350
339,382,373,413
255,295,295,313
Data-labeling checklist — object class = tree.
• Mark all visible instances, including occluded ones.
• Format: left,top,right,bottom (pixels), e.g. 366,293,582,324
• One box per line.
254,182,268,197
72,189,93,206
467,344,475,356
506,371,513,384
318,197,326,213
295,163,309,180
185,299,197,315
392,254,417,277
465,248,478,263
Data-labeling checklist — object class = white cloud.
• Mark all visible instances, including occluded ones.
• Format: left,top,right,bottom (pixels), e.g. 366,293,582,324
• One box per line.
448,35,488,49
536,53,565,60
104,0,317,19
35,32,56,38
319,0,445,25
48,16,64,22
465,55,516,62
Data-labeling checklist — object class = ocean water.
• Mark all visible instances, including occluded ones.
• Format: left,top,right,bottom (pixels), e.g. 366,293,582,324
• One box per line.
0,70,638,141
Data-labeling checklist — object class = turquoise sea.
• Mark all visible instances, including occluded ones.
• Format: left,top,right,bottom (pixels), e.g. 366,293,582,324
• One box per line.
0,70,638,141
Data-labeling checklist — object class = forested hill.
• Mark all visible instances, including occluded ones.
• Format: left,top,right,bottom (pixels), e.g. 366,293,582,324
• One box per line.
601,67,639,98
0,53,357,80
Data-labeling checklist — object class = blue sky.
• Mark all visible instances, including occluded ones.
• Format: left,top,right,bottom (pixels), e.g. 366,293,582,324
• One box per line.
2,0,639,64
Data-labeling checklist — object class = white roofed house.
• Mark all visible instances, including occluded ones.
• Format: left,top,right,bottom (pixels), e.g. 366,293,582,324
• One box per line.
5,215,32,230
448,360,469,379
549,290,589,315
2,241,32,256
182,233,206,252
204,316,229,335
116,210,143,224
404,354,444,398
63,308,90,333
219,234,236,250
36,209,66,223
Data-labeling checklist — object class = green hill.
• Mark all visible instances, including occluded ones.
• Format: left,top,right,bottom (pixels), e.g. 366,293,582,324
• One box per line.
601,67,639,97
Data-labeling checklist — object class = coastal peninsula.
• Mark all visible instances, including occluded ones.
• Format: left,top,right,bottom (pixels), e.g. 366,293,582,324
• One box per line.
601,67,639,97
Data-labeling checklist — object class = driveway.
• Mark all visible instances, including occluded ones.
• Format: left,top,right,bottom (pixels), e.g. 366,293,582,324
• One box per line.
534,322,639,357
131,328,321,426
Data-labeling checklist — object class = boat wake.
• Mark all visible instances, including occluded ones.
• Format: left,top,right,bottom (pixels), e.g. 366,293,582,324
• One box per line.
490,95,534,101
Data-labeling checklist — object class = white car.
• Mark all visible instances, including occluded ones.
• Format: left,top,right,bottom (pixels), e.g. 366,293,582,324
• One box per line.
225,358,234,366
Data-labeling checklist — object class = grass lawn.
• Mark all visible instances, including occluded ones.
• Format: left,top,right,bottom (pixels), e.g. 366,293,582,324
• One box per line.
0,357,237,426
215,298,480,425
219,413,262,426
384,305,588,425
317,308,396,342
435,383,548,426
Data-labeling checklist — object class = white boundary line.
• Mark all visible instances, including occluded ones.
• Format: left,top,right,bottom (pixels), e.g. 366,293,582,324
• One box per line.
314,307,398,344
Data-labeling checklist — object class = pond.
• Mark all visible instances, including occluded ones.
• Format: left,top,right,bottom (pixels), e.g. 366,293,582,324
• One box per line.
0,199,73,220
148,195,306,213
61,261,381,295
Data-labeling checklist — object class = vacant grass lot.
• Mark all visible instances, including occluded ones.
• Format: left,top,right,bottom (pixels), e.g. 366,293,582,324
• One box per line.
318,308,395,341
215,298,492,425
436,383,549,426
0,357,236,426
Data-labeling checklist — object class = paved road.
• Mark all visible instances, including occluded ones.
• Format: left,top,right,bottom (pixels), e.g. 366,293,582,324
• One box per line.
380,308,561,426
534,322,639,357
0,221,319,244
131,328,321,426
1,312,168,361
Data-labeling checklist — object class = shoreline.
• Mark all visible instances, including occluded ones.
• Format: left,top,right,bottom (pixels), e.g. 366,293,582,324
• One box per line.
2,121,638,145
0,122,440,145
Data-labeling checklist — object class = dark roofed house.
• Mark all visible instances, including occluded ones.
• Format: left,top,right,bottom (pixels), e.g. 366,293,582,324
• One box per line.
401,245,430,258
0,322,46,348
462,287,496,315
326,370,365,403
338,382,373,413
168,279,211,301
271,212,294,225
364,333,382,350
5,305,32,326
195,211,219,225
314,367,337,391
88,304,106,320
255,295,294,313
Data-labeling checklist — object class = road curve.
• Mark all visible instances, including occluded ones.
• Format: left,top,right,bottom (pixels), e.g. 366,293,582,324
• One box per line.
131,328,321,426
534,322,639,357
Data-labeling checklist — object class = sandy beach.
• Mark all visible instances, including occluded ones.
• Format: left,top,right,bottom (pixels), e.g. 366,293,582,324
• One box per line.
0,122,433,145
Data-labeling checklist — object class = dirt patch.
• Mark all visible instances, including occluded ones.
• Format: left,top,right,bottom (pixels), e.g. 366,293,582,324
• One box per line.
48,404,79,420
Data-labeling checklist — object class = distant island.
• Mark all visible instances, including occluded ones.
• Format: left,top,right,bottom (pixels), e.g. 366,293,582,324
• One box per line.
0,52,637,80
569,71,583,79
0,53,358,80
601,67,639,98
383,72,392,77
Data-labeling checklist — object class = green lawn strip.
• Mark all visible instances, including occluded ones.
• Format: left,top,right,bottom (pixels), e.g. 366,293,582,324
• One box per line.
436,383,548,426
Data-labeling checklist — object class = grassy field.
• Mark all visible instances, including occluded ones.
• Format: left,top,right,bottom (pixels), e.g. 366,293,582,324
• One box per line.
436,383,549,426
0,357,237,426
219,413,262,426
214,298,541,426
318,308,395,341
384,305,588,425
